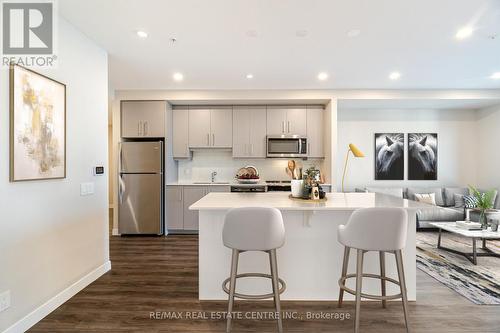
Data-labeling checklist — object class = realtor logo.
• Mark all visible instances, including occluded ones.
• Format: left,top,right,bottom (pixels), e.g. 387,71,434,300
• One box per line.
1,1,56,67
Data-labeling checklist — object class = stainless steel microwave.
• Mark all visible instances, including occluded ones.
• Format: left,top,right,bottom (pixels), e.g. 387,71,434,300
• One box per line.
266,135,308,158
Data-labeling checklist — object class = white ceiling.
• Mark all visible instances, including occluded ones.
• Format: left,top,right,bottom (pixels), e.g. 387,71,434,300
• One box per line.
338,98,500,110
59,0,500,90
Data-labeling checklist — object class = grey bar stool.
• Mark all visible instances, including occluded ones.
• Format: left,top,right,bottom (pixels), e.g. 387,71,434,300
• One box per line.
337,207,410,333
222,207,286,333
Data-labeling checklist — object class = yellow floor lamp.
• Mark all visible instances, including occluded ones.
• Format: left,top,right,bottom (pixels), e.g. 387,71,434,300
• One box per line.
341,143,365,192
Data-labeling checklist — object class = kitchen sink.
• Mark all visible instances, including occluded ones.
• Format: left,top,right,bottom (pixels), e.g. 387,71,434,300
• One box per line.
193,181,230,185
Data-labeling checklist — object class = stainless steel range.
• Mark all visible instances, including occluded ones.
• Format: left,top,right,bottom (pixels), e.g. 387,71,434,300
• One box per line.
266,180,291,192
230,180,293,192
230,184,267,192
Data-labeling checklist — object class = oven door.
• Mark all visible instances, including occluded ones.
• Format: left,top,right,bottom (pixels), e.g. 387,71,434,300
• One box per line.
267,137,307,157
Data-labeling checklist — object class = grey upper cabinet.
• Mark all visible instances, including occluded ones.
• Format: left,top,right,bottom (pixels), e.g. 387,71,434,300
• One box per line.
188,108,211,147
266,108,287,135
233,107,266,158
172,109,190,159
121,101,166,138
188,107,232,148
286,107,307,136
266,107,306,136
306,106,325,158
211,108,233,148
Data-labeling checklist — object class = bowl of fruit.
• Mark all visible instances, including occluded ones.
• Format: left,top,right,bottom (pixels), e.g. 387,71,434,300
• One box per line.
236,166,261,184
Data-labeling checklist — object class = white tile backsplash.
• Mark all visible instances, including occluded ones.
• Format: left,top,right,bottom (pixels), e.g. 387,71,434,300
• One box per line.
177,150,324,182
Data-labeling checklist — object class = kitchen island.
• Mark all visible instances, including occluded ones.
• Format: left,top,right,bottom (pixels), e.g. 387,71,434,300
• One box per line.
190,192,429,301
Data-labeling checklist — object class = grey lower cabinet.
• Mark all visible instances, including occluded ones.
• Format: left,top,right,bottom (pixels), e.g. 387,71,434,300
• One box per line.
166,185,230,233
182,186,207,231
165,186,183,230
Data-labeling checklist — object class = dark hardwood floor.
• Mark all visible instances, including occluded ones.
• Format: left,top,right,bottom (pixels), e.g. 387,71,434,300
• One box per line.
30,235,500,333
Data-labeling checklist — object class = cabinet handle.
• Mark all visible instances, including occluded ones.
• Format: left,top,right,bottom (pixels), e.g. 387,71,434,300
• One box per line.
143,122,148,136
179,188,182,201
281,121,285,133
287,121,290,133
207,133,210,146
138,121,142,136
212,133,215,146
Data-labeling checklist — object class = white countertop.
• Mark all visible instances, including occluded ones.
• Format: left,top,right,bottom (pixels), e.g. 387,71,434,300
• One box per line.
189,192,431,211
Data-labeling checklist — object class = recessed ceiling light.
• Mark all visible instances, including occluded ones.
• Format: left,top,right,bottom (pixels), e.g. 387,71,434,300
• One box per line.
136,30,148,38
347,29,361,38
173,73,184,81
246,30,258,38
491,72,500,79
296,30,308,37
317,72,328,81
246,74,254,79
389,72,401,80
456,26,473,40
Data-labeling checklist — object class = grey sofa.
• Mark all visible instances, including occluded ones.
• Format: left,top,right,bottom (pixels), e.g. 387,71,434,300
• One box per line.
357,187,500,229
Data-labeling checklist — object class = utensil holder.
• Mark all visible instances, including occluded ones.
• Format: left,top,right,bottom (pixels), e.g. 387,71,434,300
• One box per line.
291,179,304,198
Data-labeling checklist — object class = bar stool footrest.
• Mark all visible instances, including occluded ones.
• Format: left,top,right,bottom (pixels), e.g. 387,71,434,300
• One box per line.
339,273,403,301
223,273,286,300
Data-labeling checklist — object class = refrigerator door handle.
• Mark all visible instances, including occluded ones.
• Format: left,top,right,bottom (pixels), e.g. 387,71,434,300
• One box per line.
118,174,124,204
118,142,122,173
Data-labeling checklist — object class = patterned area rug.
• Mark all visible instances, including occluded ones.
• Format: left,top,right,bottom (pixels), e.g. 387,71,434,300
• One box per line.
416,231,500,305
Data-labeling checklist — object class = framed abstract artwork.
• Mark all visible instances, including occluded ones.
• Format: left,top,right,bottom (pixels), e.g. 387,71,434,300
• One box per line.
408,133,438,180
9,64,66,182
374,133,404,180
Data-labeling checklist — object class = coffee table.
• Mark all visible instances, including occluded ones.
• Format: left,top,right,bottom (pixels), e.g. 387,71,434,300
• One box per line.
429,222,500,265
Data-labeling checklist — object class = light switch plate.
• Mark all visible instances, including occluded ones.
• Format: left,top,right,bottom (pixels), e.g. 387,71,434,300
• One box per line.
0,290,10,312
80,182,95,196
87,182,94,194
80,183,87,196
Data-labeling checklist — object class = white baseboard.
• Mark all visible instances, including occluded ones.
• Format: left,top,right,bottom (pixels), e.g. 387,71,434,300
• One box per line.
3,261,111,333
112,228,120,236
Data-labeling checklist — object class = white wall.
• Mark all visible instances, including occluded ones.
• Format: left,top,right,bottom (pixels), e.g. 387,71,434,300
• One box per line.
0,18,109,332
477,105,500,207
336,108,479,191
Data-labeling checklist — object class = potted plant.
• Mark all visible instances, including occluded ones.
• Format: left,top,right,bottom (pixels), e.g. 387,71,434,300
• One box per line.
469,185,496,230
302,167,325,199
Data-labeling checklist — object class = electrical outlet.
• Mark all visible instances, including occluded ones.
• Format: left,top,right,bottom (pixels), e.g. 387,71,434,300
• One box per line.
0,290,10,312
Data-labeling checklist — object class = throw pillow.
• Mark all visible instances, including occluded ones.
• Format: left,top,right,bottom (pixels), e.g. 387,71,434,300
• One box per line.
414,193,437,205
463,195,478,209
454,193,465,208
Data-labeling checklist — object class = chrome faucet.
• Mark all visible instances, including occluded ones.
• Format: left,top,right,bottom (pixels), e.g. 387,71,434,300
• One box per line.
211,171,217,183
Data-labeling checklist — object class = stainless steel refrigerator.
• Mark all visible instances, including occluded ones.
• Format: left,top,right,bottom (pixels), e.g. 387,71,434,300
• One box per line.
119,141,163,235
